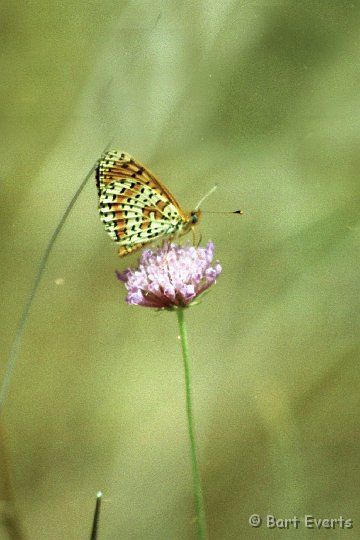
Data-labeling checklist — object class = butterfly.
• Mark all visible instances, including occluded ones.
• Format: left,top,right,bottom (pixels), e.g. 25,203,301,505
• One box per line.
96,150,202,256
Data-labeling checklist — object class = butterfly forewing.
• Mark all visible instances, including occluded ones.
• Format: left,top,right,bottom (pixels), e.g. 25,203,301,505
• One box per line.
96,150,197,256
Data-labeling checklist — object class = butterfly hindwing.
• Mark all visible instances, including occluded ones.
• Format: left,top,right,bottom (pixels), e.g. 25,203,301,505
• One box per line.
96,150,194,256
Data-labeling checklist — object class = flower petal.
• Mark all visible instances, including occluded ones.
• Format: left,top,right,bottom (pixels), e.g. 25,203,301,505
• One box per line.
117,242,221,309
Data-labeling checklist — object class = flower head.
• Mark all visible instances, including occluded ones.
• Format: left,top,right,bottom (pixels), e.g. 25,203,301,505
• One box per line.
116,242,222,309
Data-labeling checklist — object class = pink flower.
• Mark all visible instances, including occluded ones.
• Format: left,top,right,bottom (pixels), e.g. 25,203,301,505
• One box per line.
116,242,222,309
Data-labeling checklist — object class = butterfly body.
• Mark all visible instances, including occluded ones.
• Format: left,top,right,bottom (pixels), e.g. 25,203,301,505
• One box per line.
96,150,201,256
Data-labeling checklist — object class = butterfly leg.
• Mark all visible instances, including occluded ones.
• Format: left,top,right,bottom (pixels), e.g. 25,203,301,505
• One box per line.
191,226,202,247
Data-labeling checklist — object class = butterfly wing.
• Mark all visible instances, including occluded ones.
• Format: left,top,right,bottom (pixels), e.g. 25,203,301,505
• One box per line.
96,150,191,256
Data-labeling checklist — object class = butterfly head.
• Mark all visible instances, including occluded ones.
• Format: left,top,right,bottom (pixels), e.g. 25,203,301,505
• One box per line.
178,208,201,240
190,209,201,225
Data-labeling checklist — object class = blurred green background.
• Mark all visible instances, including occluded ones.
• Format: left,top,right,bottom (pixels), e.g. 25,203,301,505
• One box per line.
1,1,360,538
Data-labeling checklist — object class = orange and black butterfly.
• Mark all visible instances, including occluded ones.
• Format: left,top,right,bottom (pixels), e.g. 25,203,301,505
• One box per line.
96,150,202,256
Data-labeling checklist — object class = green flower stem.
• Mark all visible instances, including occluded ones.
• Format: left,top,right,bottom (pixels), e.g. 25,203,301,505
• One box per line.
176,308,207,540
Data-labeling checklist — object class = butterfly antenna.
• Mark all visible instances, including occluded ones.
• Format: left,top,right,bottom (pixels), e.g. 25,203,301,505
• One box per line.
90,491,103,540
202,209,244,215
195,185,218,210
0,142,112,413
